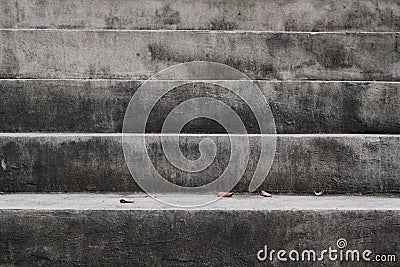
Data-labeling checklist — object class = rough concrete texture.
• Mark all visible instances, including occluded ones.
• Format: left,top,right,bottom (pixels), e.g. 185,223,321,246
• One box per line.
0,194,398,266
1,193,399,211
1,79,400,134
0,0,399,31
0,0,398,265
0,134,398,193
0,30,399,80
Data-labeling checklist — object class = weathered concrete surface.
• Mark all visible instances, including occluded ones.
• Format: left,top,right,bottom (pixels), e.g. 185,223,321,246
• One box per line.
0,194,398,266
1,193,399,211
1,80,400,134
0,30,399,80
0,0,399,31
0,134,398,193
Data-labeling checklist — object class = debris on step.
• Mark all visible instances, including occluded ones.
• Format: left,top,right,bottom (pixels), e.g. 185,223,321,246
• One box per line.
314,191,324,196
119,199,135,203
1,159,6,171
218,192,235,197
260,190,272,197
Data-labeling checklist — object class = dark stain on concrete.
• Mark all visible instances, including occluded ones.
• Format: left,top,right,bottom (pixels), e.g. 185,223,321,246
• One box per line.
340,83,363,132
395,36,400,54
14,1,25,24
265,34,292,48
1,1,14,27
224,58,279,79
148,43,184,62
148,41,278,79
146,83,260,134
0,48,20,78
284,18,300,31
312,137,357,162
155,5,180,26
341,3,376,30
209,18,238,30
34,0,48,18
146,136,230,187
148,43,200,64
57,24,85,29
318,44,353,69
105,16,121,29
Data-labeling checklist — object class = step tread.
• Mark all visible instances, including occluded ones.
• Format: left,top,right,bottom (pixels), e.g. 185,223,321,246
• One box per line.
0,193,399,211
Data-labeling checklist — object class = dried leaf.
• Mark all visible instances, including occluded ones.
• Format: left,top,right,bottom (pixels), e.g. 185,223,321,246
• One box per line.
314,191,324,196
218,192,234,197
260,190,272,197
1,159,6,171
120,199,135,203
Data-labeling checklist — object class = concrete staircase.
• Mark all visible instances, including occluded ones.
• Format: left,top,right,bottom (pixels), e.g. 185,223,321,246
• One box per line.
0,0,399,266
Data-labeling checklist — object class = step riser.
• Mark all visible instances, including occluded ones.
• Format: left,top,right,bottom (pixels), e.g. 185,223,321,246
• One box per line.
1,31,399,80
0,135,398,193
1,0,399,31
1,80,399,133
0,210,398,266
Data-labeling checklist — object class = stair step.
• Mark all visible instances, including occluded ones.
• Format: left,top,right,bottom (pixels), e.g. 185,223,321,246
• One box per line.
1,79,399,134
1,193,399,210
0,193,398,266
0,1,398,265
1,0,399,31
0,133,398,193
1,30,399,80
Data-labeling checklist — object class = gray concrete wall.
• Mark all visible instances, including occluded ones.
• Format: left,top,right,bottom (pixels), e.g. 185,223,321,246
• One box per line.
0,207,398,266
1,0,399,31
1,80,399,133
1,30,399,80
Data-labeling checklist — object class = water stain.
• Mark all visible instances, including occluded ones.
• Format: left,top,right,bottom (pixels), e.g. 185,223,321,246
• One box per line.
156,5,180,26
148,43,278,79
0,48,20,78
209,18,237,30
317,43,353,69
105,16,121,29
